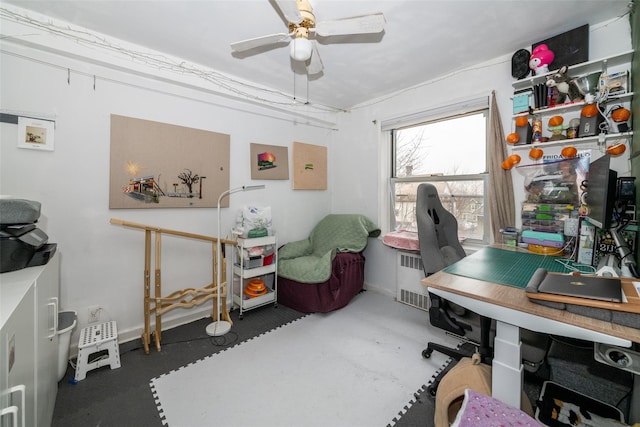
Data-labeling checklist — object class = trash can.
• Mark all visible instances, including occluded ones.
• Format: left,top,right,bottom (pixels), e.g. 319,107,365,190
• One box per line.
57,311,77,381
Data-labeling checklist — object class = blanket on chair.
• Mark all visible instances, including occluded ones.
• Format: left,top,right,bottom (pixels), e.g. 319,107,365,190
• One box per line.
278,214,380,283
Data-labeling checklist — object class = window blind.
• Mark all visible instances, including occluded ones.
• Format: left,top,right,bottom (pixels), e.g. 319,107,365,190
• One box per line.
380,96,489,131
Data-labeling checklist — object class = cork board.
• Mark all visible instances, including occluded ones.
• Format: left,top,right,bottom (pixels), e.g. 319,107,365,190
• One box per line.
109,114,230,208
292,141,327,190
250,143,289,180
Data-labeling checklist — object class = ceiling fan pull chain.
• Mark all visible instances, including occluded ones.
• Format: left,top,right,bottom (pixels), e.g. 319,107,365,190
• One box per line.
293,71,297,103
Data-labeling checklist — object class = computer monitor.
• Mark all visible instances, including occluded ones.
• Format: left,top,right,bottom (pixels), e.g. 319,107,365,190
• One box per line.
586,154,638,278
586,154,617,230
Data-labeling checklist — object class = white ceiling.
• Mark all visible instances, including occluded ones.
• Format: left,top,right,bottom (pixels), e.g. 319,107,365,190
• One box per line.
2,0,633,110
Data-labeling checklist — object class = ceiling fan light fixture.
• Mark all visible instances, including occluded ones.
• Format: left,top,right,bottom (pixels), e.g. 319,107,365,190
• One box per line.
290,37,313,62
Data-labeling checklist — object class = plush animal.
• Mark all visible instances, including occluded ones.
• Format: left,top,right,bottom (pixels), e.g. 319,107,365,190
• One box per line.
546,65,583,104
529,44,555,75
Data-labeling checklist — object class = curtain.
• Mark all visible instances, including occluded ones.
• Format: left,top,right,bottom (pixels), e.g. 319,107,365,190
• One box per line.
488,90,515,241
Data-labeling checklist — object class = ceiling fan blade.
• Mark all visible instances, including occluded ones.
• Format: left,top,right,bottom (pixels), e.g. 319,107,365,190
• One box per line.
314,13,386,37
306,41,324,75
230,32,292,52
274,0,303,25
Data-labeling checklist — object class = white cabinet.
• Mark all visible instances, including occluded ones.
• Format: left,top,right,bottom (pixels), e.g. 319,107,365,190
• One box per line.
232,236,277,319
33,255,59,426
1,252,59,427
0,283,35,427
511,50,633,151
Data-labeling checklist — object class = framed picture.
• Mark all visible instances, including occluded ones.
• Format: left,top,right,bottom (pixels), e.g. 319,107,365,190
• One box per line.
250,143,289,180
17,117,55,151
109,114,230,209
292,141,327,190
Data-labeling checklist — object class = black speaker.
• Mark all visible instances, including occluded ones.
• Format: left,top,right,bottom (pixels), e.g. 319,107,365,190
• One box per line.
579,114,604,137
515,123,532,145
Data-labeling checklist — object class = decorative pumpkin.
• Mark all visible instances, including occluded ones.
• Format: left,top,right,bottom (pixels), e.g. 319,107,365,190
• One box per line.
561,146,578,158
606,142,626,156
611,107,631,123
548,115,564,127
515,116,529,127
506,133,520,144
501,159,514,170
508,154,521,165
529,147,544,160
581,104,599,118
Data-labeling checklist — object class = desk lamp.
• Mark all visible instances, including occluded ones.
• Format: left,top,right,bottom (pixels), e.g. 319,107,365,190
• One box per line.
206,184,266,336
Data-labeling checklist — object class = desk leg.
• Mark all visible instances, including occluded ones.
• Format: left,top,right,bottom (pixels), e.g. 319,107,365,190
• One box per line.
492,321,523,409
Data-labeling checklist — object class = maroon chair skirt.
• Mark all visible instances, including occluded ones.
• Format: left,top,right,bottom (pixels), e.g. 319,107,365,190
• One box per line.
277,252,365,313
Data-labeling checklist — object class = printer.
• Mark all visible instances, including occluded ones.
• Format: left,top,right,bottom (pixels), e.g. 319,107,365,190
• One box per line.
0,199,57,273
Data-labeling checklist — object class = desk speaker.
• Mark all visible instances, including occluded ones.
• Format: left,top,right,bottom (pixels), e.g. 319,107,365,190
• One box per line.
579,114,604,137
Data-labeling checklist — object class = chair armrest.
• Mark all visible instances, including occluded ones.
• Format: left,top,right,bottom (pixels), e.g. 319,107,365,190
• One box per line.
278,239,313,260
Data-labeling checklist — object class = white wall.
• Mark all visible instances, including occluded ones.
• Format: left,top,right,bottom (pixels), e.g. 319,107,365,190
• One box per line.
336,17,632,297
0,12,632,344
1,36,337,346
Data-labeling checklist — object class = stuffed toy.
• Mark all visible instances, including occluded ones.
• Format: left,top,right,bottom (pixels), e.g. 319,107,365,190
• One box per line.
529,44,555,75
546,65,583,104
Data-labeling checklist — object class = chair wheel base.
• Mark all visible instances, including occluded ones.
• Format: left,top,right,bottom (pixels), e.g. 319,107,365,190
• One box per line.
427,383,438,397
422,348,433,359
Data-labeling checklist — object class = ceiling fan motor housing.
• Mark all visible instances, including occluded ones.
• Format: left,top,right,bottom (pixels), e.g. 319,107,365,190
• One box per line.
289,0,315,32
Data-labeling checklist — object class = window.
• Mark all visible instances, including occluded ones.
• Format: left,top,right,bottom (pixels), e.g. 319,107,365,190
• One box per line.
389,104,489,243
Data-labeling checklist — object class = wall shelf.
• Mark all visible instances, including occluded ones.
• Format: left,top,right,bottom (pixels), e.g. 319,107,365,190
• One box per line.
512,92,634,119
512,50,633,92
510,50,633,150
511,131,634,151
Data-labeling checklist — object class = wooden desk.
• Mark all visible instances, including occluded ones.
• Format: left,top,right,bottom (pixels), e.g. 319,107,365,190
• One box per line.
422,247,640,410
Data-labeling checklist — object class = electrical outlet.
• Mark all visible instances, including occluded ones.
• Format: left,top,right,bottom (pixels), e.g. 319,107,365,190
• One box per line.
87,305,101,323
594,343,640,375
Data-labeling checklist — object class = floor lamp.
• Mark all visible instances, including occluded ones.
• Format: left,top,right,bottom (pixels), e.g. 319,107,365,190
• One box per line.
206,184,266,336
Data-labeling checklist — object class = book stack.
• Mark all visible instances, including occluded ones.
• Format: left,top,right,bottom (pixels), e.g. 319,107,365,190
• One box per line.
532,83,557,110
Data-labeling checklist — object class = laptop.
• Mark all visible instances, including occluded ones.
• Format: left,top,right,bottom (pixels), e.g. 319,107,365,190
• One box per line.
537,272,623,303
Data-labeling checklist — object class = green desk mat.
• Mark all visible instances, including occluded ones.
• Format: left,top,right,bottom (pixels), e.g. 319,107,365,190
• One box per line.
444,247,572,289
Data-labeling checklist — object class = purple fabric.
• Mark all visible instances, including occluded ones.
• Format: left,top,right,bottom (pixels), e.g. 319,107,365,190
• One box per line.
277,252,365,313
452,389,543,427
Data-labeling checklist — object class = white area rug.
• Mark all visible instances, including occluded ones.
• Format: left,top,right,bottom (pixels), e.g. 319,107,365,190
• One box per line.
150,290,460,427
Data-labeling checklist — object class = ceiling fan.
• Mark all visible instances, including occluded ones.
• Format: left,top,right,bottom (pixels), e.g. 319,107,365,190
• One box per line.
230,0,386,75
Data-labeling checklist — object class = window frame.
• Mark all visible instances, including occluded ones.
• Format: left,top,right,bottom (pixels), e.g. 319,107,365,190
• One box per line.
388,105,490,244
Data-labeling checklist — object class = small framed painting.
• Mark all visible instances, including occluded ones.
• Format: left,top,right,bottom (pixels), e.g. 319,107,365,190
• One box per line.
250,143,289,180
17,117,55,151
292,141,327,190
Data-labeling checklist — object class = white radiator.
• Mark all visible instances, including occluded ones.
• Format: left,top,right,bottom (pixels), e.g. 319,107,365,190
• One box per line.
395,251,429,311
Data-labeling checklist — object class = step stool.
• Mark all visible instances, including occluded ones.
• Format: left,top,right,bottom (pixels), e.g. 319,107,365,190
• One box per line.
75,321,121,381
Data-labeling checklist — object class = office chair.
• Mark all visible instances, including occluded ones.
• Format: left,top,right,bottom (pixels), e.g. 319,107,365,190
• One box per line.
416,183,493,368
416,184,551,396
